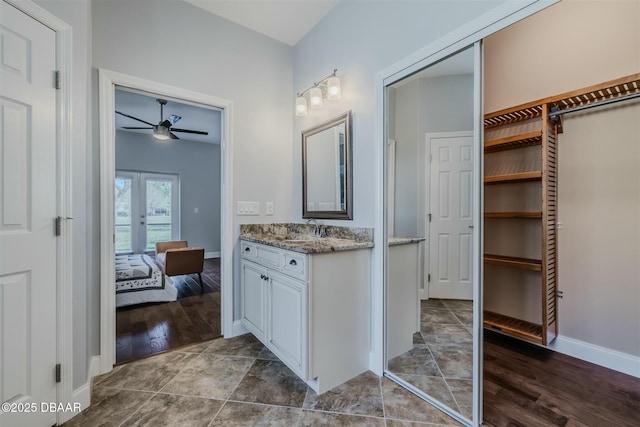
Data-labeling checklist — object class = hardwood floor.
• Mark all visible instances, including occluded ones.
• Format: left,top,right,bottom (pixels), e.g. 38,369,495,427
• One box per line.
115,258,222,364
483,330,640,426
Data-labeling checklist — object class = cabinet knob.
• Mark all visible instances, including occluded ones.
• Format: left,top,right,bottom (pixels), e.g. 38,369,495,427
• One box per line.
289,259,297,266
245,247,251,252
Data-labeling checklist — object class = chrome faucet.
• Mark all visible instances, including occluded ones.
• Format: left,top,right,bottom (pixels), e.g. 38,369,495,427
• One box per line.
306,218,323,237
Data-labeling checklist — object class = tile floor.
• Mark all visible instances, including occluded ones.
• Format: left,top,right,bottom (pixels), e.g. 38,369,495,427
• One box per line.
63,334,463,427
388,299,473,420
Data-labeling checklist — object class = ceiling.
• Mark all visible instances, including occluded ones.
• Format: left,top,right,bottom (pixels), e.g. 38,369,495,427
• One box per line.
115,88,222,144
182,0,340,46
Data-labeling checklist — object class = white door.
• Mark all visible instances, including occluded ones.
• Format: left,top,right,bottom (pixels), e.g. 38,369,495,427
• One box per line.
0,2,58,426
427,132,474,300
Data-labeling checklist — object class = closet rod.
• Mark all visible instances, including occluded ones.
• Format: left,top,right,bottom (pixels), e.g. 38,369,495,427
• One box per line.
549,92,640,120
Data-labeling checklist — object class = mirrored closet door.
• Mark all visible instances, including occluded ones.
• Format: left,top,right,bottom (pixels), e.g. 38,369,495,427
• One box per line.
384,43,483,427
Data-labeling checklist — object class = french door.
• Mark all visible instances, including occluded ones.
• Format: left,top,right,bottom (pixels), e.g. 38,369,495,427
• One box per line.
115,171,179,254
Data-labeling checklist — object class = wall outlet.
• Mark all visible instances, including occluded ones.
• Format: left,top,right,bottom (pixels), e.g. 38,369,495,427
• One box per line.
237,201,260,215
265,202,274,215
194,207,199,214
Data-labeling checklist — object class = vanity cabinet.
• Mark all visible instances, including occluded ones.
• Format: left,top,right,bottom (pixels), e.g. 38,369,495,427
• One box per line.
240,239,370,394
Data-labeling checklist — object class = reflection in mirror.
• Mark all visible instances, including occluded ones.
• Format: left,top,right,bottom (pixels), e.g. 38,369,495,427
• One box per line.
302,111,352,219
385,45,477,425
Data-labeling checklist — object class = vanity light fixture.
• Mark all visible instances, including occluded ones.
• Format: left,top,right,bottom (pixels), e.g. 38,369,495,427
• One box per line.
295,69,341,116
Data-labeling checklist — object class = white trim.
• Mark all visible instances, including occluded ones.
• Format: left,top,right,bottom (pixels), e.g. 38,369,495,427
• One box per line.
4,0,74,424
70,355,101,420
375,2,559,426
233,319,249,337
99,69,235,375
205,251,221,259
549,336,640,379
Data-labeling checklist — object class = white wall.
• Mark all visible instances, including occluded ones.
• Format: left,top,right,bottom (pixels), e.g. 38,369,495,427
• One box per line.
391,74,474,237
484,0,640,357
292,0,506,226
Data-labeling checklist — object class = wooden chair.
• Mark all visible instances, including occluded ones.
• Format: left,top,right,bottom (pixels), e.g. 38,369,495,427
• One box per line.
155,240,205,294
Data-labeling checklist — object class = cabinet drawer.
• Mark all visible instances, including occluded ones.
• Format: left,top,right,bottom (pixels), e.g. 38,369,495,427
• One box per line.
255,244,281,269
282,252,306,281
241,241,256,260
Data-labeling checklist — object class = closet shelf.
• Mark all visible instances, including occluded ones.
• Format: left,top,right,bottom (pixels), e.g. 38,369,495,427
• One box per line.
484,254,542,271
484,212,542,218
484,171,542,184
484,311,543,343
485,131,542,153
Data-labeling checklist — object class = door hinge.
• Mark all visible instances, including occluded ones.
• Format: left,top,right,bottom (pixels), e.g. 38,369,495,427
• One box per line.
55,216,61,236
55,70,61,90
428,213,432,222
55,364,61,383
428,274,431,282
429,154,433,162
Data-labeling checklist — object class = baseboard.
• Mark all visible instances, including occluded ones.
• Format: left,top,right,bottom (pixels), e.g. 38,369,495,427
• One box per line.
205,251,220,259
231,319,249,337
69,355,101,420
549,335,640,378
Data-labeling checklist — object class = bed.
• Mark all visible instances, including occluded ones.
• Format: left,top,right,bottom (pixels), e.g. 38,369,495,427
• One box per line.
115,254,178,307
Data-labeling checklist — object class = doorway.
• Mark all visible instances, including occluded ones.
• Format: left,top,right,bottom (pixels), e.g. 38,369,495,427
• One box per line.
99,70,234,374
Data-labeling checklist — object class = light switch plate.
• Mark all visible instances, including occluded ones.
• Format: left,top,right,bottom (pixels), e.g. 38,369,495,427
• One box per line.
265,202,274,215
237,201,260,215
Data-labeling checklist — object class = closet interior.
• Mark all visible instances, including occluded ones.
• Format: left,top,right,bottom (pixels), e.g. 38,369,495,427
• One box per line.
483,73,640,345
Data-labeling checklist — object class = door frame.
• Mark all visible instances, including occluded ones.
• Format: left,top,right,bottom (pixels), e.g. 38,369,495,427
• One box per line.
3,0,73,423
374,1,560,426
424,131,473,300
98,69,234,374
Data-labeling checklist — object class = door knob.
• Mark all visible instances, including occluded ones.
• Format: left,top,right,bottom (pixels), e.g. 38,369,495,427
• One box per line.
141,221,145,225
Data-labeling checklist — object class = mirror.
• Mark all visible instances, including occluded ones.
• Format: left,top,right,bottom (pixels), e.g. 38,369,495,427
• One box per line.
302,111,352,219
385,45,480,426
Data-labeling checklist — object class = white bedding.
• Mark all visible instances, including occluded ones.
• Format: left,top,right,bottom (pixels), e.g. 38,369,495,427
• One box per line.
115,254,177,307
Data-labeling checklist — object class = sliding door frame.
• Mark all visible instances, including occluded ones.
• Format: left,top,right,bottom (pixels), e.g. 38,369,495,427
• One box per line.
373,2,560,426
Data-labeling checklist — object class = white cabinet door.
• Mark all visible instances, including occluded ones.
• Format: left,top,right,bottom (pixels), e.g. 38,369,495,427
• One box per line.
241,260,267,340
267,271,307,376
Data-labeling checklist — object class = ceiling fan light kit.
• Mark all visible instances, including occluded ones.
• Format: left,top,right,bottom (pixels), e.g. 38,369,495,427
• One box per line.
116,98,209,141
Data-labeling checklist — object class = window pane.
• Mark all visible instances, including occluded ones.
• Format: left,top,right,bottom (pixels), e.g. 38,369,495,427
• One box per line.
115,177,132,253
146,179,172,250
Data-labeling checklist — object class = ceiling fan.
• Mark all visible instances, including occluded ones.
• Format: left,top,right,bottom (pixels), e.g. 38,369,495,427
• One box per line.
115,98,209,141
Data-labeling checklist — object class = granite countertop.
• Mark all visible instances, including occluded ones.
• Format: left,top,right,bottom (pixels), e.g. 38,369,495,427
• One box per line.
388,236,425,246
240,223,374,254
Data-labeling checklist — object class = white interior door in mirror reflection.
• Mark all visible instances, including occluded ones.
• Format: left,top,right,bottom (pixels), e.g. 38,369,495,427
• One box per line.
428,133,473,300
306,124,346,212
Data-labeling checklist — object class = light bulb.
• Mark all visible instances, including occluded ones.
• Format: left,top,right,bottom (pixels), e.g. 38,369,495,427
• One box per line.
310,87,323,109
295,96,308,116
327,76,341,100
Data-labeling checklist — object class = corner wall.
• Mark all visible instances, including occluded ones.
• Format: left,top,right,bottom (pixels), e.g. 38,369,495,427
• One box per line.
484,0,640,360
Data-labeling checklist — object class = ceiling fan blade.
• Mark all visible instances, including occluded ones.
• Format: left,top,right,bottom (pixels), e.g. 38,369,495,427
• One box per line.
115,110,155,126
171,128,209,135
122,126,153,130
168,114,182,125
170,132,179,140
